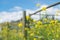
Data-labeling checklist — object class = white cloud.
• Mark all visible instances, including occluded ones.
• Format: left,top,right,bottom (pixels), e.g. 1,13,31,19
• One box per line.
9,6,22,11
0,5,60,23
0,11,23,23
30,5,60,20
26,9,35,15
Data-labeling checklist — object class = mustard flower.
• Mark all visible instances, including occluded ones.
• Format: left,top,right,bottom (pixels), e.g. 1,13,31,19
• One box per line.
41,6,47,11
18,23,23,27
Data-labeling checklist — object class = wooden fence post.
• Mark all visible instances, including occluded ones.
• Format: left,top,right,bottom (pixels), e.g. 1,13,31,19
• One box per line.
52,15,54,20
23,11,27,40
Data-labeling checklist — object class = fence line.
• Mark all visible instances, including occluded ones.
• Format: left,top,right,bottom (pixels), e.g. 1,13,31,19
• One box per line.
29,2,60,16
23,2,60,40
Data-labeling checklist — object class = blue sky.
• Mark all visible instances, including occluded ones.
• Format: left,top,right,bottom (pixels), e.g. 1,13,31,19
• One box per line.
0,0,60,23
0,0,60,11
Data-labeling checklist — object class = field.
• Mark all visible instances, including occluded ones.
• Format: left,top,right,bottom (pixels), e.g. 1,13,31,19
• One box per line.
0,0,60,40
0,16,60,40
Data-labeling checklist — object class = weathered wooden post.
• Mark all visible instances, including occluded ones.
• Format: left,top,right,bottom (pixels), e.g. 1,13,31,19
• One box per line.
23,11,27,40
39,13,42,21
52,15,55,20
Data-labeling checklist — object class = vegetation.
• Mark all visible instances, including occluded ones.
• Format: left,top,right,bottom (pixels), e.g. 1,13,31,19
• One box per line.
0,16,60,40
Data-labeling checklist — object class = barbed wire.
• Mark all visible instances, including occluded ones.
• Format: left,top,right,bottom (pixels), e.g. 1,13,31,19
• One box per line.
29,2,60,16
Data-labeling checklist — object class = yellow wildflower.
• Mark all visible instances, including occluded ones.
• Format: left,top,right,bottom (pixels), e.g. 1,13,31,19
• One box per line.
37,21,42,25
41,6,46,11
36,3,40,7
30,32,34,36
56,34,59,38
50,20,58,24
52,39,55,40
18,23,23,27
55,20,58,23
50,20,55,24
26,16,30,20
33,20,36,22
35,25,38,28
34,38,37,40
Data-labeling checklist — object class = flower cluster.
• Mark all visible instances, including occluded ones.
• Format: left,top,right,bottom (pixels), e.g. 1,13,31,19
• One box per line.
0,16,60,40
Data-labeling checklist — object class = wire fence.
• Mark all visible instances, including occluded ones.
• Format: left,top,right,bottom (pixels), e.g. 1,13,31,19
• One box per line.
0,2,60,40
24,2,60,40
